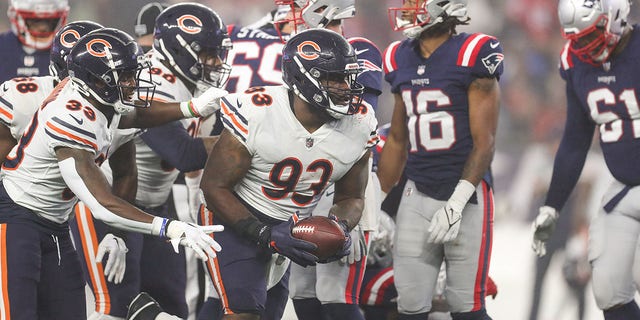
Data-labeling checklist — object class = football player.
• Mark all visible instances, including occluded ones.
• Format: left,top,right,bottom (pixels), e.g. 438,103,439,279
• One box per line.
378,0,503,319
199,28,377,320
0,27,225,319
0,22,139,313
70,4,233,319
532,0,640,319
194,5,294,320
0,0,69,81
275,1,384,320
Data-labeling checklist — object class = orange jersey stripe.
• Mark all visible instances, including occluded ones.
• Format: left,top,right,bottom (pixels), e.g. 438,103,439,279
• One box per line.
46,122,98,150
0,224,10,319
75,204,111,314
0,107,13,121
220,101,248,135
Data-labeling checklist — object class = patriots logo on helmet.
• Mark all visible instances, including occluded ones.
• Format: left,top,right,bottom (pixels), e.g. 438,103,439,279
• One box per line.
481,52,504,75
358,59,382,74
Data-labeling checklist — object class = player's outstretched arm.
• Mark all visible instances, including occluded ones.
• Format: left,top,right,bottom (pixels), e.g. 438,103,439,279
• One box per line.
56,146,222,260
376,93,408,193
119,87,228,129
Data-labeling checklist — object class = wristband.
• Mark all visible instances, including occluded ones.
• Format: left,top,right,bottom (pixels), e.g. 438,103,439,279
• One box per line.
448,180,476,213
151,217,170,237
180,100,199,118
232,217,269,246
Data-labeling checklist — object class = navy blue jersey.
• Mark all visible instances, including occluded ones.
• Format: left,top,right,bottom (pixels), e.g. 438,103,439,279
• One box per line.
383,33,503,200
224,25,287,93
0,32,50,82
546,25,640,209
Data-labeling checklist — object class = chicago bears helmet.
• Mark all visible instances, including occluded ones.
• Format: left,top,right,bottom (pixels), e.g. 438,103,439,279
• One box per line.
388,0,468,39
49,21,104,82
275,0,355,32
8,0,69,50
153,3,232,89
558,0,631,65
67,28,155,113
282,28,363,119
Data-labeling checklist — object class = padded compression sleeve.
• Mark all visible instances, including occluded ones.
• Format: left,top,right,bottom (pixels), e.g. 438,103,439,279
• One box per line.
544,86,595,210
140,121,208,172
58,157,156,235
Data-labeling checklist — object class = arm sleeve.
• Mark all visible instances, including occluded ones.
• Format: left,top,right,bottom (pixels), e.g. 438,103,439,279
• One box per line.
544,85,595,210
140,121,208,172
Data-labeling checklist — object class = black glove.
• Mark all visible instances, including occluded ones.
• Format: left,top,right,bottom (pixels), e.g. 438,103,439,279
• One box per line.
320,215,352,263
259,215,319,267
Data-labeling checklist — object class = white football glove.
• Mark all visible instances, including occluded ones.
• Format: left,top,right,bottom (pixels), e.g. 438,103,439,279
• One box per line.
427,180,475,244
427,203,462,243
165,220,224,260
180,87,228,118
532,206,559,257
341,225,368,265
96,233,128,284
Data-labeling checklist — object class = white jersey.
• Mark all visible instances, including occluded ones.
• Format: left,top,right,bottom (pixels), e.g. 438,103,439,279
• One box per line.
1,78,122,223
0,76,138,167
220,85,378,221
131,52,199,207
0,76,56,140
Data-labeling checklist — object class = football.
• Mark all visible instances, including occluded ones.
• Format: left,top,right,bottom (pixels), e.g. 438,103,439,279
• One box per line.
292,216,346,261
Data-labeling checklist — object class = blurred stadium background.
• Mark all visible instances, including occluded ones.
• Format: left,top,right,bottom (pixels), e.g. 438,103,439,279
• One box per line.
3,0,640,319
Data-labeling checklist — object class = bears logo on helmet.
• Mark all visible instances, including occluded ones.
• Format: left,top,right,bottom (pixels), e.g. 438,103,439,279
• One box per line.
86,39,113,58
49,20,104,81
177,15,203,34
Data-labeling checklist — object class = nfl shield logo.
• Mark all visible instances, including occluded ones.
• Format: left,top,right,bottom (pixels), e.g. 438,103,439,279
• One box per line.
417,65,426,75
24,56,35,67
306,137,314,148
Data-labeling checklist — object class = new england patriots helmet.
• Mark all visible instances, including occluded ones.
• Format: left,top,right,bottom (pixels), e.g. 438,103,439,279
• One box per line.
67,28,156,113
153,3,232,89
558,0,631,65
388,0,469,39
8,0,69,50
274,0,355,32
282,28,363,119
49,21,104,82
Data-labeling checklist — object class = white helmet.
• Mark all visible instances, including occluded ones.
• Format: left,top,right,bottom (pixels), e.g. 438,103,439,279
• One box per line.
558,0,631,65
388,0,468,39
275,0,355,34
8,0,69,50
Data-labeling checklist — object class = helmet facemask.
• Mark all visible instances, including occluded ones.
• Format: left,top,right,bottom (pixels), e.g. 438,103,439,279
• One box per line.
274,0,355,40
291,55,364,119
156,27,233,90
559,0,631,65
388,0,468,39
8,0,69,50
71,51,156,113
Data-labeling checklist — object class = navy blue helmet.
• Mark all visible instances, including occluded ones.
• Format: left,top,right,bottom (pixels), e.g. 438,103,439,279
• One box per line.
153,3,232,89
49,21,104,81
67,28,156,112
282,28,363,118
